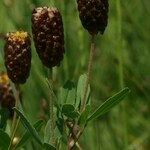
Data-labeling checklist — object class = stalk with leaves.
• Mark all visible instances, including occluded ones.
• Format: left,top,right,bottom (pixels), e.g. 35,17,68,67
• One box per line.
32,6,65,147
77,0,109,112
0,2,131,150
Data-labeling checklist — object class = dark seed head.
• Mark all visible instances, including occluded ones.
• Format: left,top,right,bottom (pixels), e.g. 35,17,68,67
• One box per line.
77,0,109,35
4,31,31,84
0,72,15,118
31,7,65,68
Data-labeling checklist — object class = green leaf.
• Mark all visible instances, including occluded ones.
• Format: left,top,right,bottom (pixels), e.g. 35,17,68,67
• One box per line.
45,79,60,111
44,120,51,144
43,143,56,150
0,108,9,129
76,74,90,108
56,118,67,144
59,87,67,104
59,81,76,105
66,83,76,105
87,88,130,122
67,111,80,119
13,108,43,147
14,120,44,150
78,105,90,126
56,118,64,135
62,104,75,114
62,104,79,119
0,129,10,150
44,118,63,146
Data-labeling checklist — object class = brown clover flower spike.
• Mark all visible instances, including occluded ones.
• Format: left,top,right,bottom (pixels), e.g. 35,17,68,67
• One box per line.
31,7,65,68
4,31,31,84
77,0,109,35
0,72,15,118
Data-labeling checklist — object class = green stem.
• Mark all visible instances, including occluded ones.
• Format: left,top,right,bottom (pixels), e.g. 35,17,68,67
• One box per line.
8,84,21,150
49,68,55,144
116,0,128,148
80,35,95,112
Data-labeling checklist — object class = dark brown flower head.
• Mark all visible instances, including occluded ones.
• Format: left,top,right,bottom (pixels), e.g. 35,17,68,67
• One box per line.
31,7,65,68
0,72,15,118
4,31,31,84
77,0,109,35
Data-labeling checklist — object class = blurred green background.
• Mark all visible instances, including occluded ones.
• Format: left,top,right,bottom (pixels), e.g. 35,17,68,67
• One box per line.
0,0,150,149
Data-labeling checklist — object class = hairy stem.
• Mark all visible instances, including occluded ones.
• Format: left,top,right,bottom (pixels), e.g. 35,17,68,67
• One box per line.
80,35,95,112
49,68,55,144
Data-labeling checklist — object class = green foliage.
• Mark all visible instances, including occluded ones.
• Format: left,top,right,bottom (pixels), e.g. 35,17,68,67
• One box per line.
14,120,44,150
0,0,149,149
78,105,90,127
87,88,130,122
0,130,10,150
76,74,90,108
62,104,79,119
43,143,56,150
59,80,76,105
14,108,43,147
0,108,9,129
14,108,56,149
44,120,51,144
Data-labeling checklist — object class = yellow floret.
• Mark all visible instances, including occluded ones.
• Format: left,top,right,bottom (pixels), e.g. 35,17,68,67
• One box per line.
0,72,9,84
8,31,28,42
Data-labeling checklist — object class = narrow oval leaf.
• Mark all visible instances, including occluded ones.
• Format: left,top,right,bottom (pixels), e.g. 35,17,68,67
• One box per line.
66,85,76,105
44,120,51,144
87,88,130,122
43,143,56,150
13,108,43,147
14,120,44,150
76,74,90,108
78,105,90,126
59,81,76,105
59,86,68,104
0,129,10,150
